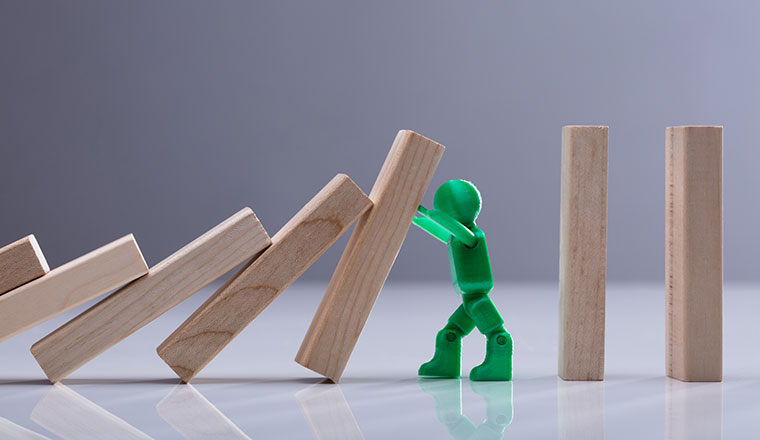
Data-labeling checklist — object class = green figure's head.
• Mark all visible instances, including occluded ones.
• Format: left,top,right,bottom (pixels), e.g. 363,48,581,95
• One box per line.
433,180,482,226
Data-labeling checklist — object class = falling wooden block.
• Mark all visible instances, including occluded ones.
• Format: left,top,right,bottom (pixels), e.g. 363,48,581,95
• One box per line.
0,235,147,343
156,174,372,382
31,208,271,383
666,126,723,382
296,130,445,382
558,125,608,381
0,235,50,295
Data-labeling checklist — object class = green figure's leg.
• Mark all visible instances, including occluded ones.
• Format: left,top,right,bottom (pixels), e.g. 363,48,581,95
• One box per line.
463,293,513,381
469,381,514,439
417,379,476,440
419,305,476,378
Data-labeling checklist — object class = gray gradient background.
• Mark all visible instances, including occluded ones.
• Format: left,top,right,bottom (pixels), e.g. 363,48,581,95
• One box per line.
1,1,757,282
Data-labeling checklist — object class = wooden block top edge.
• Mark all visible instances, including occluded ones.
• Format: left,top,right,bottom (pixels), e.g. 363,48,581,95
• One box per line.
42,234,147,276
26,235,50,273
396,129,446,153
666,125,723,130
562,125,609,130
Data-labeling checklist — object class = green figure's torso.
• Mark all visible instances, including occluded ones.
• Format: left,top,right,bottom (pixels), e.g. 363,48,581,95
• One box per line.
448,227,493,295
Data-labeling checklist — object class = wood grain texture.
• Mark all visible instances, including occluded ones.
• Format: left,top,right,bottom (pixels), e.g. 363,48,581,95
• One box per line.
558,125,608,381
156,174,372,382
0,235,147,343
296,130,445,382
666,126,723,382
31,208,271,383
0,235,50,295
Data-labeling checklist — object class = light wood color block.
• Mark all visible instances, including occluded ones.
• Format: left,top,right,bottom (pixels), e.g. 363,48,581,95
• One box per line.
157,385,251,440
0,235,147,343
157,174,372,383
559,125,608,381
296,130,445,382
31,384,152,440
0,235,50,295
31,208,271,383
666,125,723,382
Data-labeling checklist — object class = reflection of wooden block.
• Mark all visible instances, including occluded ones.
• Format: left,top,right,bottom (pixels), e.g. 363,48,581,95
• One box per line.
157,174,372,383
666,126,723,382
295,383,364,440
0,235,49,295
0,235,147,343
558,381,604,440
558,126,608,381
157,385,251,440
31,208,271,383
666,379,723,439
31,384,152,440
296,130,445,382
0,417,51,440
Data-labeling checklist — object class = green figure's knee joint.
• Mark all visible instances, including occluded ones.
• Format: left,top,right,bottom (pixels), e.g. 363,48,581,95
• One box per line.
414,180,513,382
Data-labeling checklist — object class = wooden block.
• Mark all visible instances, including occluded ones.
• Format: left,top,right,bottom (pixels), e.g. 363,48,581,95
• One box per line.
156,174,372,382
31,384,152,440
157,385,251,440
559,125,608,381
666,126,723,382
0,235,50,295
31,208,271,383
0,235,147,343
295,383,364,440
296,130,445,382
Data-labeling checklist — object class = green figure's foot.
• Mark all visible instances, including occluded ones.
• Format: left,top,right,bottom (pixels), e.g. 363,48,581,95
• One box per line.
470,332,513,381
419,329,462,378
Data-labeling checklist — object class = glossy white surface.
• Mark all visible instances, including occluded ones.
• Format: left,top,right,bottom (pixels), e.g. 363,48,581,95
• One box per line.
0,282,755,439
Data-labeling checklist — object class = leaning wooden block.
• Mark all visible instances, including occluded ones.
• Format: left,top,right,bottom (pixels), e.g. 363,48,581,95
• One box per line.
157,174,372,383
31,208,271,383
296,130,445,382
0,235,49,295
0,235,147,343
558,126,608,381
666,126,723,382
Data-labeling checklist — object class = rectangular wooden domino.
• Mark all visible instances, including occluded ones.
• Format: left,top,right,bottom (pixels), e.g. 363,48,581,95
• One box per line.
31,208,271,383
666,126,723,382
0,235,49,295
156,174,372,382
0,235,147,343
296,130,445,382
558,125,608,381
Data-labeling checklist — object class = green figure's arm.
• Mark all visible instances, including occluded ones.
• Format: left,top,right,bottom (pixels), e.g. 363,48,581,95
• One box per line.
412,216,451,244
415,205,478,248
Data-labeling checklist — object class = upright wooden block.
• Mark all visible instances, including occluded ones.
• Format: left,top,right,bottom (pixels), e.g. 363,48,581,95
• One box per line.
31,208,271,383
0,235,147,343
559,125,608,381
0,235,50,295
156,174,372,382
296,130,445,382
666,126,723,382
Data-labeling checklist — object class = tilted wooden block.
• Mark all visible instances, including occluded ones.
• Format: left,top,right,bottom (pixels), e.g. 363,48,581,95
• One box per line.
558,125,608,381
666,126,723,382
296,130,445,382
0,235,50,295
156,174,372,382
0,235,147,343
31,208,271,383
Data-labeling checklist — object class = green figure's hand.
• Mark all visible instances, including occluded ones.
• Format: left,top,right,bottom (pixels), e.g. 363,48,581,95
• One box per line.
415,205,477,248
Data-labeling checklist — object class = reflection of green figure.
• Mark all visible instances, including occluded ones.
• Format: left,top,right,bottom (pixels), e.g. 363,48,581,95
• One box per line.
418,379,513,440
414,180,513,381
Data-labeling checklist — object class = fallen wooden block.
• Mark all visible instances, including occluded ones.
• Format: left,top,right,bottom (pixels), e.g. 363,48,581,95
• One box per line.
0,235,147,343
0,235,50,295
296,130,445,382
666,125,723,382
558,125,608,381
31,208,271,383
157,174,372,382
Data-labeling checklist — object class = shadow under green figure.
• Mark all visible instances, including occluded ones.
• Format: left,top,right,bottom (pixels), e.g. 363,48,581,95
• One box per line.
413,180,513,381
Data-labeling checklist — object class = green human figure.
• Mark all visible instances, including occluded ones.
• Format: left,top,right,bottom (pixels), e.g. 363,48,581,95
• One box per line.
413,180,513,381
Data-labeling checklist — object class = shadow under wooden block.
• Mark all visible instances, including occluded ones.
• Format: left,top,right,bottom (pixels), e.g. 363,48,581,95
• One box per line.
0,234,147,343
31,208,271,383
30,384,153,440
0,234,49,295
157,384,250,440
296,130,445,382
157,174,372,383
